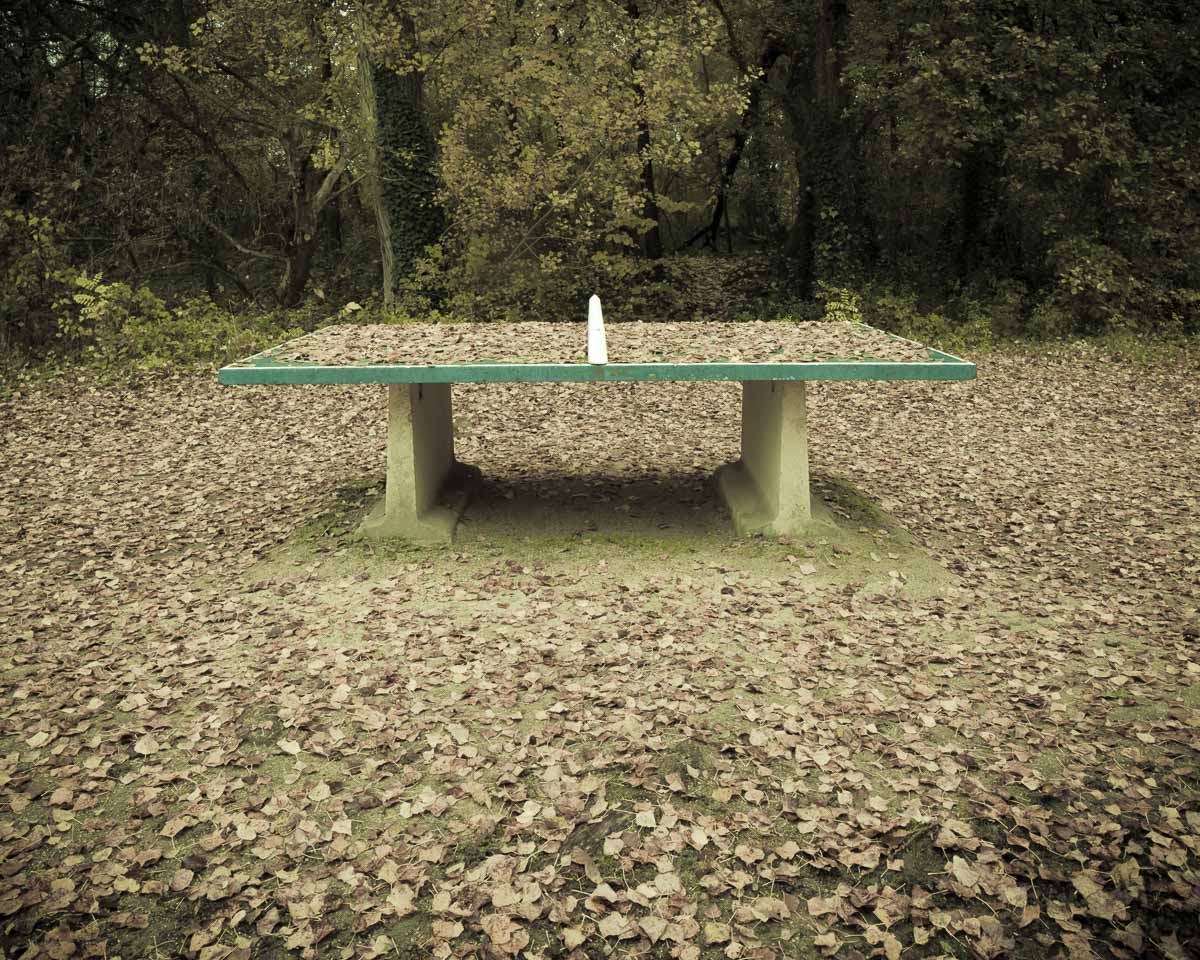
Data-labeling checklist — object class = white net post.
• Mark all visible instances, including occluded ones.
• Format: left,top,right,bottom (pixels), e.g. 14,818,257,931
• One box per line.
587,294,608,365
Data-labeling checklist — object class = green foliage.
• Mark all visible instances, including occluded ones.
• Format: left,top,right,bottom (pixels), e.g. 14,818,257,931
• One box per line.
0,209,75,360
53,274,308,369
63,273,173,360
814,206,858,284
1075,331,1200,368
845,0,1200,337
123,299,307,368
3,0,1199,363
1037,237,1200,338
855,286,994,352
816,283,864,325
134,0,363,307
431,1,747,311
396,242,649,323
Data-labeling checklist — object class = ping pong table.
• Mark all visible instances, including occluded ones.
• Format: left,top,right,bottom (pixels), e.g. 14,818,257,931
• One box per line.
219,298,975,541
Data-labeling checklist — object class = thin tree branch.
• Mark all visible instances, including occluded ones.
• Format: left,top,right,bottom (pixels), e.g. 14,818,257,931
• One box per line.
198,213,287,263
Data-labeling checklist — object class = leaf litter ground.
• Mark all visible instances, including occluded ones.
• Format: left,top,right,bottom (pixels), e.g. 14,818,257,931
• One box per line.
0,343,1198,960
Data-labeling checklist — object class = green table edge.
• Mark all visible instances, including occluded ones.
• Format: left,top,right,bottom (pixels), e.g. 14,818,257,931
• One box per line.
218,358,974,385
217,324,976,385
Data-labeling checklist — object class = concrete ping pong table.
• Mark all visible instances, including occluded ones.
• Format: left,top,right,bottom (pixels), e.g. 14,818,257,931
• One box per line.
219,298,976,541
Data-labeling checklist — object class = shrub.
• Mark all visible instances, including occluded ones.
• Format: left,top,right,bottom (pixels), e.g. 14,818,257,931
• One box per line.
54,275,309,369
0,209,75,360
64,273,173,360
815,283,865,325
123,297,305,367
856,286,993,352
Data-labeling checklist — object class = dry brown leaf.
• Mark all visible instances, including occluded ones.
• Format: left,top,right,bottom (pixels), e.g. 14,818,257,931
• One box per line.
703,922,731,945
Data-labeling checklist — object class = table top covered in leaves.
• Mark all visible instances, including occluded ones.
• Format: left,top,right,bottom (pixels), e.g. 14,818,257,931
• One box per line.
604,321,928,364
220,320,975,385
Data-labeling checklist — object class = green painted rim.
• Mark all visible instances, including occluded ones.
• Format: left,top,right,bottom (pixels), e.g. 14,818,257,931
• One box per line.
219,324,976,385
218,358,975,385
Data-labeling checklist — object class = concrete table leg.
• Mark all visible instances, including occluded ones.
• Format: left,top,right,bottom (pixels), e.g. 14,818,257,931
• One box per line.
715,380,812,536
358,383,479,542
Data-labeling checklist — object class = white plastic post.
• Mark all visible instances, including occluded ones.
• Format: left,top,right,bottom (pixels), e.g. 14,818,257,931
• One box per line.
587,294,608,365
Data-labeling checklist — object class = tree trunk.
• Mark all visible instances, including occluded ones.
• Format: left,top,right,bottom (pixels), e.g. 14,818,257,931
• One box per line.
274,129,317,308
813,0,848,112
275,128,347,307
278,236,316,307
276,152,319,308
958,142,984,280
373,12,443,290
633,116,664,260
693,41,782,251
784,0,853,294
355,12,395,307
625,1,663,260
786,174,816,298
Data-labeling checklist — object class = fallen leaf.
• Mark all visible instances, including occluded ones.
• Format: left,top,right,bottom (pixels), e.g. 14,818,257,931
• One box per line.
640,916,669,943
950,855,980,890
597,912,636,939
387,885,416,917
133,734,159,755
703,922,730,945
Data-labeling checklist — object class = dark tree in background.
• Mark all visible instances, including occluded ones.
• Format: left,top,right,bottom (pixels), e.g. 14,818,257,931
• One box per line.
370,8,444,298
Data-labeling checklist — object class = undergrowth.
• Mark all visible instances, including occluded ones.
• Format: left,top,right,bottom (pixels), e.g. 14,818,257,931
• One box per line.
4,266,1198,393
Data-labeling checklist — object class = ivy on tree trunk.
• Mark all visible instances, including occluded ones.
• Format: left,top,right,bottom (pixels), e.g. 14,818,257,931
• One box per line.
373,14,443,295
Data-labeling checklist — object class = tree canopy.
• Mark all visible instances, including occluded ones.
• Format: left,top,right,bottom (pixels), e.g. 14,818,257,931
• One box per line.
2,0,1198,362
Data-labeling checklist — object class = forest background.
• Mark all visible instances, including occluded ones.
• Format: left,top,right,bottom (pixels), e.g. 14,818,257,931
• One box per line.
2,0,1198,370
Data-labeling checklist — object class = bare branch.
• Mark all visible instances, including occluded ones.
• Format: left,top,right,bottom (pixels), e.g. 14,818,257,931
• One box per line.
198,213,287,263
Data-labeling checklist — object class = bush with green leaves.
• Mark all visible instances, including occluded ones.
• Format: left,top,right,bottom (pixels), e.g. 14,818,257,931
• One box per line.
816,283,864,325
64,273,173,360
0,209,76,361
54,274,311,369
856,286,993,352
124,298,308,368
